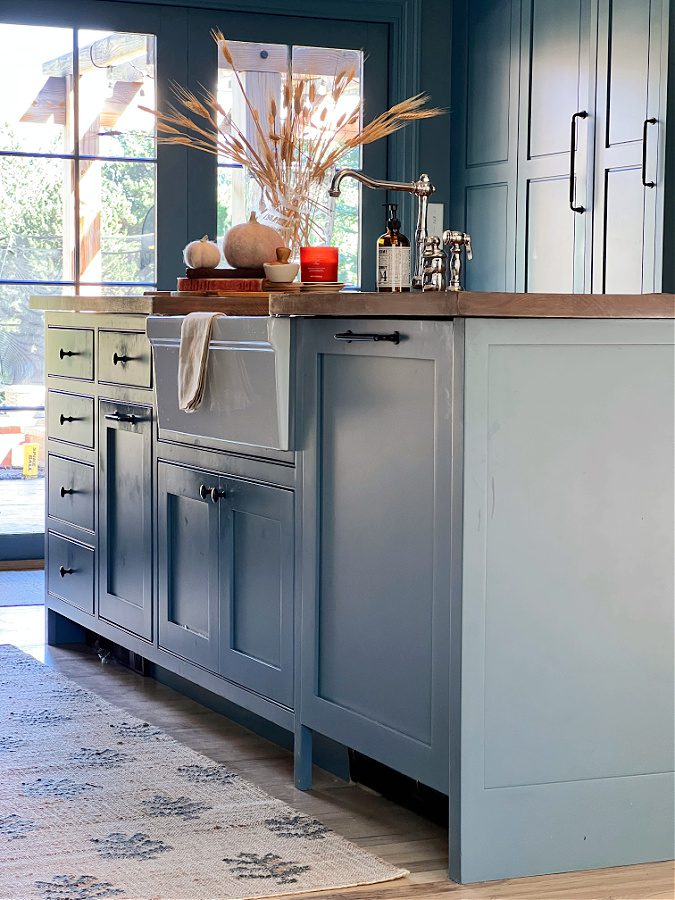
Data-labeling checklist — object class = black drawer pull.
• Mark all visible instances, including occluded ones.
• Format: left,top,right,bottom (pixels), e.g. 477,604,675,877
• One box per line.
104,412,138,424
59,414,82,425
334,330,400,345
59,565,74,578
60,486,75,497
113,352,136,365
199,484,226,503
59,348,80,359
642,117,657,188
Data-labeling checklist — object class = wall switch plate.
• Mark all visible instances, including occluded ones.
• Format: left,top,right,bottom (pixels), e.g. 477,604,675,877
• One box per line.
427,202,444,239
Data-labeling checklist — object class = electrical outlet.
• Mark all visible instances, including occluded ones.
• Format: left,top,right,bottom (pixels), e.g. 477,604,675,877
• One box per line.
427,202,444,239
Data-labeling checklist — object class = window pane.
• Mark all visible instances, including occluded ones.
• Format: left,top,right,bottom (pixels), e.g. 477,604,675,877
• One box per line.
78,159,155,283
77,30,156,160
0,156,73,282
291,46,362,286
216,38,363,285
0,24,74,154
0,283,65,537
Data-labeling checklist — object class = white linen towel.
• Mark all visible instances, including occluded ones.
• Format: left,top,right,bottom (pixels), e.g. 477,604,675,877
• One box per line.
178,312,222,413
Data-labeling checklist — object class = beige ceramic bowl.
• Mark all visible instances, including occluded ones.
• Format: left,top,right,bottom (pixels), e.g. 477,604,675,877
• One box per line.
264,261,300,283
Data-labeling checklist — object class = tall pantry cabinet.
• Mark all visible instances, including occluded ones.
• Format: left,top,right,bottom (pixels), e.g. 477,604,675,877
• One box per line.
450,0,670,294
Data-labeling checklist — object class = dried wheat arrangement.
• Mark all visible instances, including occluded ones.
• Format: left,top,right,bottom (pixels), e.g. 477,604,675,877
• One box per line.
145,30,443,251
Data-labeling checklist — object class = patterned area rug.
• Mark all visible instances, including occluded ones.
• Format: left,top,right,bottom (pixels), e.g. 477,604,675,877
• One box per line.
0,645,407,899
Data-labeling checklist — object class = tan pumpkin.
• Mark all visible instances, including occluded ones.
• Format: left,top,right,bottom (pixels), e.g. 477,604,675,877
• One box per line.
183,235,222,268
223,212,282,268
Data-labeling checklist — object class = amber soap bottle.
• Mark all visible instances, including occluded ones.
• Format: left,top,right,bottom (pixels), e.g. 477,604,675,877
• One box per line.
377,202,411,292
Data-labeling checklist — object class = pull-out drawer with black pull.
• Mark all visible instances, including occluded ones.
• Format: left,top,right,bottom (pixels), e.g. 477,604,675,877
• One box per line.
98,330,152,388
47,455,94,531
47,391,94,447
46,327,94,380
47,532,95,614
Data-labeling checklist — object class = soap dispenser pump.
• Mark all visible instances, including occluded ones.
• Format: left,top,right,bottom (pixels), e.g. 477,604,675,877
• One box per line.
377,202,411,292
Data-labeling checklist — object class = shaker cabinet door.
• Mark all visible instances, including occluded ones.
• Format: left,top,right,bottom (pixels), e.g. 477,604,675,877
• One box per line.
516,0,593,293
592,0,665,293
157,462,221,673
219,478,294,708
299,319,455,793
98,401,153,640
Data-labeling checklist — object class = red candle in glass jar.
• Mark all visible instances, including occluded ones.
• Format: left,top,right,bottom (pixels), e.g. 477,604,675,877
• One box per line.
300,246,339,282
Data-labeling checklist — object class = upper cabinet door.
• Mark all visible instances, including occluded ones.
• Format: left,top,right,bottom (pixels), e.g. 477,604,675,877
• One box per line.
516,0,593,293
450,0,522,292
592,0,666,293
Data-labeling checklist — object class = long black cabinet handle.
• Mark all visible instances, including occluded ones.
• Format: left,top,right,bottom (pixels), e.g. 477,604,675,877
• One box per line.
59,414,82,425
104,412,138,424
199,484,226,503
59,565,74,578
60,486,75,497
569,110,588,213
334,330,400,345
59,348,80,359
642,117,657,188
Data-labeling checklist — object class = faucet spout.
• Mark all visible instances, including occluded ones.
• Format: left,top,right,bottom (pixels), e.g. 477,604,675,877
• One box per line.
328,168,429,198
328,168,436,288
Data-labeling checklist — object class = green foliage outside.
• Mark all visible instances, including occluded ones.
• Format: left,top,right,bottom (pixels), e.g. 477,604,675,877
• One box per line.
0,129,155,386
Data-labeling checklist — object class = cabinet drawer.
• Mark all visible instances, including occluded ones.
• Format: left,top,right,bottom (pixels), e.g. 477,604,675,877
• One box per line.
47,455,94,531
46,327,94,380
98,330,152,388
47,533,94,614
47,391,94,447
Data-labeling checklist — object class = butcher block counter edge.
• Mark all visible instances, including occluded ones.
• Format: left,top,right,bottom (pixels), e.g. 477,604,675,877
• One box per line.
30,291,675,318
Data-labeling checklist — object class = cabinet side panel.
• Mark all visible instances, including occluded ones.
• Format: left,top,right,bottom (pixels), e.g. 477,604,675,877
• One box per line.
461,318,675,882
317,353,435,744
483,341,675,787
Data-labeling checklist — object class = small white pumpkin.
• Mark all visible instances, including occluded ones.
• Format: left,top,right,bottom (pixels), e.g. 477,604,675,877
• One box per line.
223,212,282,268
183,235,222,268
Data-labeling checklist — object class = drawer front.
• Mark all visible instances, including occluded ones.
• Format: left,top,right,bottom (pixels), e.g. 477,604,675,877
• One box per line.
47,533,95,614
48,391,95,447
46,327,94,380
98,330,152,388
48,455,94,531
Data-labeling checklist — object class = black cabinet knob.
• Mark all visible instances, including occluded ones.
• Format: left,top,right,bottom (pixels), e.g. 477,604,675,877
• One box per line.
59,565,74,578
59,414,75,425
199,484,226,503
60,486,75,497
59,348,79,359
113,352,131,365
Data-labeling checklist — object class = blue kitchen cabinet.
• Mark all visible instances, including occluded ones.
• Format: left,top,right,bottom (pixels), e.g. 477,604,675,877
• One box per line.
297,319,460,794
98,400,154,641
451,0,670,293
157,460,294,707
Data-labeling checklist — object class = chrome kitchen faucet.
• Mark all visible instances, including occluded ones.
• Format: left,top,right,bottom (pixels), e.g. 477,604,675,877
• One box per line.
328,168,435,289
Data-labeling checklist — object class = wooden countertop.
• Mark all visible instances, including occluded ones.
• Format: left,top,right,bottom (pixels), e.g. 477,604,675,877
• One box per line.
270,291,675,318
31,291,675,318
